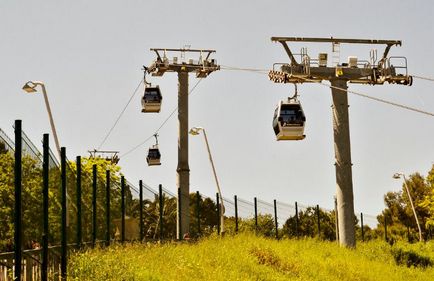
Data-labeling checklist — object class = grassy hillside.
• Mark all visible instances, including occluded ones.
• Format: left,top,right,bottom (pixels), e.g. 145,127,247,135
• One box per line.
68,234,434,281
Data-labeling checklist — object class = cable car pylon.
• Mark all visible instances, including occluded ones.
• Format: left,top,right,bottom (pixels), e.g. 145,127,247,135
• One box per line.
145,47,219,239
269,37,412,248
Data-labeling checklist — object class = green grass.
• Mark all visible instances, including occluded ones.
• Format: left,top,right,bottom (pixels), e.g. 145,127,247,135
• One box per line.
68,234,434,281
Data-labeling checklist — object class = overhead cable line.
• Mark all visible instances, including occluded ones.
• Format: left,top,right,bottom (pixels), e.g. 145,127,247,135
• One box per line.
220,65,269,74
219,66,434,117
120,78,203,158
412,75,434,82
97,78,144,150
320,82,434,117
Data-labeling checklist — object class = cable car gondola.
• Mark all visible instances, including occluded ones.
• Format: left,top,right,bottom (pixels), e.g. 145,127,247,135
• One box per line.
146,134,161,166
272,85,306,141
141,69,162,113
142,85,162,113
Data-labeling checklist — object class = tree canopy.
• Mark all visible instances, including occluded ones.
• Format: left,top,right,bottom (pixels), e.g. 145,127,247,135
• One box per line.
378,166,434,242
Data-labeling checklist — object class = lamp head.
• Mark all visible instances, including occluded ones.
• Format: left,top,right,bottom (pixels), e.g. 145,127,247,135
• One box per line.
393,173,402,179
22,81,37,93
189,127,203,136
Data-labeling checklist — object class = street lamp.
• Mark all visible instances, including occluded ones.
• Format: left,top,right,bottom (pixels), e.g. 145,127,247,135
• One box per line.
189,126,225,234
22,81,61,159
393,172,423,242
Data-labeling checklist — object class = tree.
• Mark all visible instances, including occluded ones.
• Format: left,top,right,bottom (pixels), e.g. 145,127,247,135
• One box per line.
0,153,127,251
0,149,15,251
67,156,123,243
0,151,61,251
244,214,276,237
282,207,338,241
420,165,434,233
0,141,7,154
130,194,177,240
378,171,432,242
190,193,218,237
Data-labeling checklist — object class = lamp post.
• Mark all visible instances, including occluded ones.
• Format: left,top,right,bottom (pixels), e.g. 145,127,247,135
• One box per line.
189,126,225,234
22,81,61,159
393,172,423,242
22,81,69,227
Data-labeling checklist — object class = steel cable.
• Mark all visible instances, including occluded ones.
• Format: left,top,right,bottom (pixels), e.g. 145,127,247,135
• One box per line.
97,78,144,150
120,78,203,158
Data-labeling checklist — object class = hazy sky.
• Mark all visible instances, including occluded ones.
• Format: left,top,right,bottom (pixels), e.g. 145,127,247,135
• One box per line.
1,0,433,222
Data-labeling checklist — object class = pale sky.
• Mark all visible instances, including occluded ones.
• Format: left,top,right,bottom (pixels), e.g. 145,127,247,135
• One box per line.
1,0,433,223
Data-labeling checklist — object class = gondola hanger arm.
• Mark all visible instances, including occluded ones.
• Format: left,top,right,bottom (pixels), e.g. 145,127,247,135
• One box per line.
143,67,151,87
289,84,298,100
153,133,159,145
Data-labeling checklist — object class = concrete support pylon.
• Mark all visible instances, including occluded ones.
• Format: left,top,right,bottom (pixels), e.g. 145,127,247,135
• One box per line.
176,71,190,239
331,79,355,248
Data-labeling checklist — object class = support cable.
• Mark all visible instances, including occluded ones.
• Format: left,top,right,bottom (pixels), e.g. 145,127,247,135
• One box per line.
219,66,434,117
412,75,434,82
120,78,203,158
97,78,144,150
319,82,434,117
118,67,433,160
220,65,269,74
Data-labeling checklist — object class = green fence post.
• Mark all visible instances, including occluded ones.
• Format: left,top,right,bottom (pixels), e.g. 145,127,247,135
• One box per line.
92,164,97,247
42,134,49,281
316,204,321,238
254,197,258,234
159,184,164,241
234,195,239,233
76,156,82,249
196,191,201,237
139,180,144,241
295,201,299,238
216,193,220,235
274,199,278,240
106,170,111,246
60,147,67,280
361,213,364,242
121,176,125,243
14,120,22,281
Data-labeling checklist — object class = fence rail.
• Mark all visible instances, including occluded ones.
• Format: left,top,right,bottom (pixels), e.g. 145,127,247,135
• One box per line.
0,247,61,281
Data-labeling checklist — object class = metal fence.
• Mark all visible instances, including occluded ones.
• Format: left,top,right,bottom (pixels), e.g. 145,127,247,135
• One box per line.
0,119,382,280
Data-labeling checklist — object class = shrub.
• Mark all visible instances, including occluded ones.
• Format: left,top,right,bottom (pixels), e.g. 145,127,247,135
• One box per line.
392,248,433,268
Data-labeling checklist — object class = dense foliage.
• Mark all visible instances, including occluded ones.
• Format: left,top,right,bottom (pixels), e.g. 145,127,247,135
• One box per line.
0,148,125,251
377,165,434,242
0,151,62,251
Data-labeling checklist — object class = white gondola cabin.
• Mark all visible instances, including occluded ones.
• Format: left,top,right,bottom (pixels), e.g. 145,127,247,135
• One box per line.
146,145,161,166
272,98,306,141
141,86,162,113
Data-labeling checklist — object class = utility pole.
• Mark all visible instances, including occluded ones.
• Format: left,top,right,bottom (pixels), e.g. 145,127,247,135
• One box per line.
146,48,219,239
269,37,412,247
